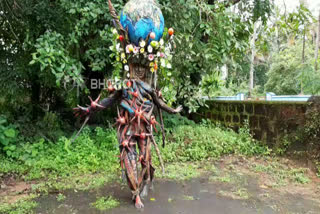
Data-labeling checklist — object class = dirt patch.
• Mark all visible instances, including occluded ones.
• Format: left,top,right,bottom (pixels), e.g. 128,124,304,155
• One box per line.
211,155,320,213
0,176,32,204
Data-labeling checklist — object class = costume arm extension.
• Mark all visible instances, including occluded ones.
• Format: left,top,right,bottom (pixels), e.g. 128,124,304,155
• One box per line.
135,80,182,114
99,89,122,109
73,90,122,117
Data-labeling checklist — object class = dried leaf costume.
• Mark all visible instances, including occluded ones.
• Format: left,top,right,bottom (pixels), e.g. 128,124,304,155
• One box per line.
73,0,181,209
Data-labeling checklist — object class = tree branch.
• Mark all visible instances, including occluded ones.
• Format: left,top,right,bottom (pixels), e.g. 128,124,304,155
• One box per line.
208,0,241,7
224,0,241,8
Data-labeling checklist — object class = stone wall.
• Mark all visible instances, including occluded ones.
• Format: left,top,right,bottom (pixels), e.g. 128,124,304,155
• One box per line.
191,100,309,145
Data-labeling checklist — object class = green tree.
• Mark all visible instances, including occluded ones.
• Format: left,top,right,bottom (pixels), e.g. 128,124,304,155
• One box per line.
265,42,320,95
1,0,273,121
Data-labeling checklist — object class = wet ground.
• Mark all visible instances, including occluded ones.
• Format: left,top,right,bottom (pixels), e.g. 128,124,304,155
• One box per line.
2,155,319,214
35,168,320,214
36,179,275,214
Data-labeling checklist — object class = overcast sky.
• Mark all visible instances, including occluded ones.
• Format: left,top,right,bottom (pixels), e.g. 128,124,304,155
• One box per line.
274,0,320,16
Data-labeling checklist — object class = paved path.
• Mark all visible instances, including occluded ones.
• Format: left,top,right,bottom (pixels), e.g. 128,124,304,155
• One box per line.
36,177,319,214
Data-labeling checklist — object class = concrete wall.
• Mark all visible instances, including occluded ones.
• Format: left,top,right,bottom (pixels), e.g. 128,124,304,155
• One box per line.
191,101,309,145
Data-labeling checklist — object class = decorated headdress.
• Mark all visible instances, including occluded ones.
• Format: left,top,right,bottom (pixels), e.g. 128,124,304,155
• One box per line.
108,0,175,88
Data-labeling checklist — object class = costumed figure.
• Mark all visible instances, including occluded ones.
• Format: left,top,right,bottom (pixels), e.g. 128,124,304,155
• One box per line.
73,0,181,209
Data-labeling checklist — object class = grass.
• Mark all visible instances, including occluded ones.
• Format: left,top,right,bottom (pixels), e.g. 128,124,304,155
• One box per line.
219,188,249,200
0,195,38,214
251,161,310,186
204,164,218,174
56,193,66,202
207,163,246,185
0,115,270,212
90,196,120,211
182,195,195,201
156,162,201,180
209,174,232,183
159,121,270,163
234,188,250,199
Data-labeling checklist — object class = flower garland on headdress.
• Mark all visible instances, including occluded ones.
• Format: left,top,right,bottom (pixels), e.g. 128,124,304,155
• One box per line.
110,28,175,86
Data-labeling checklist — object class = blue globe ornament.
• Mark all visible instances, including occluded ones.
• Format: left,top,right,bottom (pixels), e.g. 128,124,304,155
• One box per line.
120,0,165,46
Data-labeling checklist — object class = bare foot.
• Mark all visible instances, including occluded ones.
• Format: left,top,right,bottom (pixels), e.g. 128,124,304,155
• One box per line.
135,195,144,209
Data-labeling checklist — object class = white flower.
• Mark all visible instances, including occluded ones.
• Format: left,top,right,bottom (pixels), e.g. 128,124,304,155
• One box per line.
116,43,121,52
166,63,172,69
160,58,166,67
127,73,130,78
160,39,164,46
157,52,161,57
165,47,171,54
133,46,139,54
124,65,129,71
148,45,153,53
140,40,146,48
112,28,117,34
148,54,154,61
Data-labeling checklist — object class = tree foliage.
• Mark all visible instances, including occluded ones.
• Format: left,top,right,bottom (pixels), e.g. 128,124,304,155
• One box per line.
264,3,319,95
265,42,320,95
0,0,272,121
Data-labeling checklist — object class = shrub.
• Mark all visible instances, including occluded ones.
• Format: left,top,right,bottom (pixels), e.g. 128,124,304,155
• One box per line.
301,97,320,160
159,118,269,163
0,115,19,157
0,127,119,180
1,114,269,182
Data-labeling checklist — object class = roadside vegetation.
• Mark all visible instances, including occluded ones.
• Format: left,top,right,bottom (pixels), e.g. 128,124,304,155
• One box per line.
1,114,319,213
0,114,267,213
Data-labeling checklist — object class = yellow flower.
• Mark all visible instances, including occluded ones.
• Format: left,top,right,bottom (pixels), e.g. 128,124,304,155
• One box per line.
149,62,154,67
140,48,145,53
128,44,134,52
123,59,127,64
150,68,155,73
121,53,126,59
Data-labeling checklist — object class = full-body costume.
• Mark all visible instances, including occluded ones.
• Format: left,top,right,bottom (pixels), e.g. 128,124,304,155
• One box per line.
73,0,181,208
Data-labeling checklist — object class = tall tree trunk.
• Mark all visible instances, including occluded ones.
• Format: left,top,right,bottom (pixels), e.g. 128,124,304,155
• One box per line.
31,74,41,120
276,24,280,51
301,26,306,95
302,26,305,63
221,64,228,80
315,10,320,71
249,22,257,96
